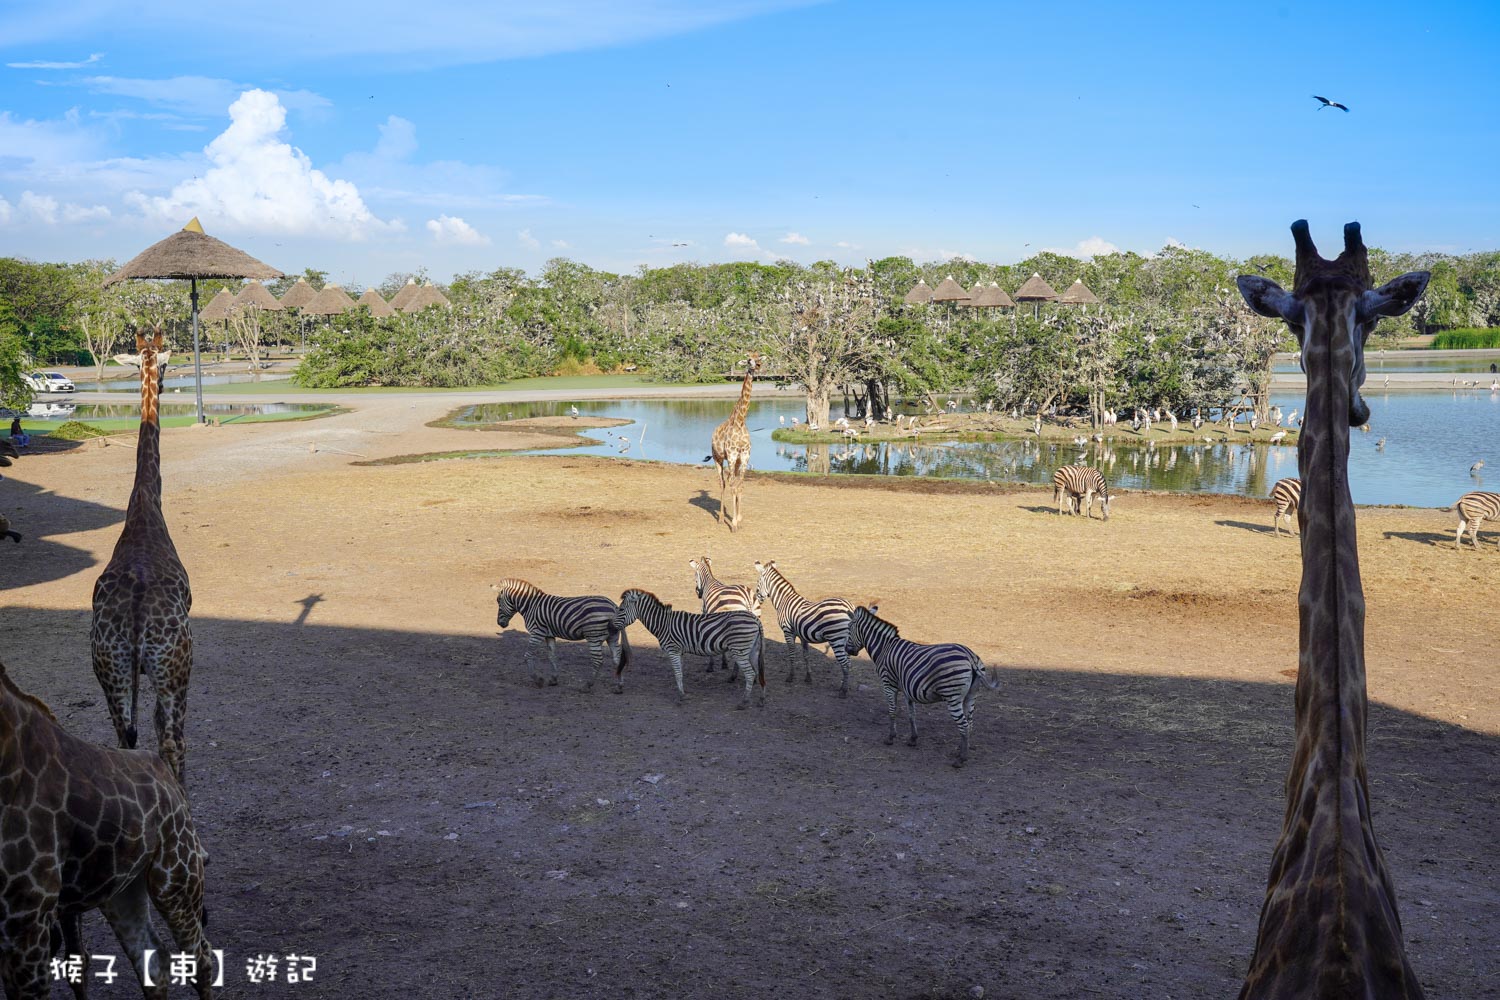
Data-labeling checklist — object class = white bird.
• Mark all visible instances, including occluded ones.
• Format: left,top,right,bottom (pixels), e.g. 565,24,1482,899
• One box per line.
569,405,579,417
864,414,875,429
779,415,785,425
1471,459,1485,475
1376,438,1386,450
1491,381,1500,391
1268,430,1288,444
791,417,800,427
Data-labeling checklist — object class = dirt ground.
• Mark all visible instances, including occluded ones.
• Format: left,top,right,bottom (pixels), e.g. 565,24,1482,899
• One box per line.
2,397,1496,999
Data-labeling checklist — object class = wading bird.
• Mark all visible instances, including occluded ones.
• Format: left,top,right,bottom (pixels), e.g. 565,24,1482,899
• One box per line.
1312,95,1349,111
1471,459,1486,476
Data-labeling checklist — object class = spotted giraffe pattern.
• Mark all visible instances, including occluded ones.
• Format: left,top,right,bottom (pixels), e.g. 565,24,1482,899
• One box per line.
90,332,194,782
0,661,213,999
709,353,760,531
1237,222,1428,998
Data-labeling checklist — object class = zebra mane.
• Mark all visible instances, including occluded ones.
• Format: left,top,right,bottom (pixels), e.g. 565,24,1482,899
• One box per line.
857,605,899,637
625,588,670,610
497,578,540,599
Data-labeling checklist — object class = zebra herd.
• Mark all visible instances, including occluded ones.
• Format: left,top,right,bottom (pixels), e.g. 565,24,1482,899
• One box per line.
1266,477,1499,549
492,561,1004,768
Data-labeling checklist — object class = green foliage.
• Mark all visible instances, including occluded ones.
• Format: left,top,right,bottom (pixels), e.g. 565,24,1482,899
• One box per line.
293,309,552,388
1430,328,1500,349
48,420,110,440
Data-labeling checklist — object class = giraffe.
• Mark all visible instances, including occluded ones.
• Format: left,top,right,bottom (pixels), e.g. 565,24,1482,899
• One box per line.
0,660,214,999
1236,221,1429,999
707,352,761,531
91,331,195,782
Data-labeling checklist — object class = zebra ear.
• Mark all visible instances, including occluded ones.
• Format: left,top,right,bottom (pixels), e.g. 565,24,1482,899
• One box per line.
867,600,880,613
490,583,500,591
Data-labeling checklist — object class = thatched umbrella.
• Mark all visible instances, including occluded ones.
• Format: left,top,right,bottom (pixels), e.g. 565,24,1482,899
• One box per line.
1056,278,1101,307
305,284,357,316
389,278,421,312
235,280,283,313
903,279,934,305
279,278,317,310
970,281,1016,310
400,282,451,314
961,281,987,308
104,217,282,423
1013,272,1060,318
930,275,971,304
357,288,396,318
199,288,236,323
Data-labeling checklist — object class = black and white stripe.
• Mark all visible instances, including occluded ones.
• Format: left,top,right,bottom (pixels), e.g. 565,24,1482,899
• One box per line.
753,560,854,696
1052,465,1113,519
1270,477,1302,537
1453,491,1500,549
689,556,762,675
494,578,630,690
845,605,1001,768
614,588,765,708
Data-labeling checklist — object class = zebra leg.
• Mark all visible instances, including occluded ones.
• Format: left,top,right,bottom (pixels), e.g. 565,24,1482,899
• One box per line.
734,646,752,710
544,637,561,686
584,639,604,691
949,695,972,768
781,629,798,683
668,651,686,705
1473,516,1486,550
1456,515,1468,550
800,637,813,684
881,680,899,745
906,696,920,747
525,633,545,687
834,642,850,699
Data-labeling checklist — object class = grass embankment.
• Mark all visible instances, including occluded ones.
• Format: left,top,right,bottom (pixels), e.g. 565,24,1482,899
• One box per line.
18,406,341,436
1430,328,1500,350
205,373,677,396
772,411,1301,446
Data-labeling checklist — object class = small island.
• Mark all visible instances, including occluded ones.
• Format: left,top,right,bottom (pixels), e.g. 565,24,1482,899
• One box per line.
771,410,1301,447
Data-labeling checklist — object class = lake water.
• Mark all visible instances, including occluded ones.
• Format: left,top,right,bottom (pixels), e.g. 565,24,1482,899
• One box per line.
1273,351,1500,374
453,391,1500,508
75,372,293,391
13,401,329,421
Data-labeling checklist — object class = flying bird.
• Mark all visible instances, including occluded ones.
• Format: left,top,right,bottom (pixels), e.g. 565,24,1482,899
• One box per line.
1312,95,1349,112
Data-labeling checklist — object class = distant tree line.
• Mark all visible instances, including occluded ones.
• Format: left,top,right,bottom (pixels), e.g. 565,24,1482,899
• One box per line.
2,245,1498,419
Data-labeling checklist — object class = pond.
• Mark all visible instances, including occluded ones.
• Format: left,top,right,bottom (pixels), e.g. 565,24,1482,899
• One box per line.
75,372,293,391
11,401,332,423
451,391,1500,508
1272,351,1500,374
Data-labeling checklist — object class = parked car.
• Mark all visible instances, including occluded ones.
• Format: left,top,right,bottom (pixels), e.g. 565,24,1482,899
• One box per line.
22,371,76,393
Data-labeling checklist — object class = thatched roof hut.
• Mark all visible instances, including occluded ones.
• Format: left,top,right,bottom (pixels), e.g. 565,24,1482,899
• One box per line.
104,217,282,286
903,279,934,305
235,280,282,312
930,275,971,303
971,282,1017,309
389,278,421,312
279,278,318,310
199,288,237,323
357,288,396,318
1056,279,1101,305
400,282,452,313
1013,273,1060,302
305,284,357,316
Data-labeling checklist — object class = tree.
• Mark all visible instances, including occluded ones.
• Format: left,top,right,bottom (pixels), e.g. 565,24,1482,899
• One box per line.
71,261,125,386
229,307,271,380
0,302,34,411
768,270,879,424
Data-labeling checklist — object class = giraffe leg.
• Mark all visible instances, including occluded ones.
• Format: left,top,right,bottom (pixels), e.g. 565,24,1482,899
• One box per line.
906,697,920,747
544,637,561,686
1,918,53,1000
145,631,192,783
717,461,729,526
91,620,137,749
99,874,170,1000
881,680,899,746
668,651,685,704
56,911,91,1000
149,847,214,1000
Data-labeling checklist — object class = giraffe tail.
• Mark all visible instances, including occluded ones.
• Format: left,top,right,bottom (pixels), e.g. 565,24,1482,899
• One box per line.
702,455,714,463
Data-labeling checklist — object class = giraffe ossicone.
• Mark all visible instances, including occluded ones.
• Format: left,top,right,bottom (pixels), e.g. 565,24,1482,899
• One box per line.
1235,221,1428,999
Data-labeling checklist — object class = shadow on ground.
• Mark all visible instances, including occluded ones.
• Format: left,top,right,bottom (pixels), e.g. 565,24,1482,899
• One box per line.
0,475,124,590
1,607,1492,1000
1216,520,1284,536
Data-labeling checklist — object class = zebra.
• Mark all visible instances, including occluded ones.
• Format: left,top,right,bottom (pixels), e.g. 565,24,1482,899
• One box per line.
689,555,762,675
1270,477,1302,537
753,560,854,696
1052,465,1113,520
845,605,1001,768
1451,491,1500,550
613,588,765,708
493,578,630,691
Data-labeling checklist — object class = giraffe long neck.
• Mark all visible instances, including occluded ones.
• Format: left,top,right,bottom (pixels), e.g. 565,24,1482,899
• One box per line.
130,358,163,516
731,366,755,424
1241,298,1421,997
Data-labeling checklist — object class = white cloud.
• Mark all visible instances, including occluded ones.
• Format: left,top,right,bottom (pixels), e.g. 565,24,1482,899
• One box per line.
778,231,810,245
724,232,758,249
18,190,58,224
336,115,543,211
551,239,571,248
517,228,540,249
0,197,11,225
80,75,330,118
62,201,110,223
937,249,976,262
127,89,395,239
835,240,858,249
6,52,102,69
1042,236,1120,259
426,214,489,245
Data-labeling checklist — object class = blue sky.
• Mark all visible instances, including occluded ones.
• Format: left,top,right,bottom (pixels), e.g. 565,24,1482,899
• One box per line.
1,0,1497,286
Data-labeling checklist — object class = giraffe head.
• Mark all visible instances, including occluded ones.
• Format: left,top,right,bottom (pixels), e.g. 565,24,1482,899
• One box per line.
1237,221,1427,427
745,352,762,373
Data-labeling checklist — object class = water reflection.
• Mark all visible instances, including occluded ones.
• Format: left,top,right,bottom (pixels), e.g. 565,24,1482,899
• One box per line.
6,402,331,421
453,389,1500,508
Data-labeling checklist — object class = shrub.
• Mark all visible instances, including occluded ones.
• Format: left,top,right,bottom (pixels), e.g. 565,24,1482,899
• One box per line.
1430,328,1500,349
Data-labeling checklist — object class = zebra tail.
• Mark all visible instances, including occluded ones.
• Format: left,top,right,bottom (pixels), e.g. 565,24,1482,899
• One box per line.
755,626,766,687
973,659,1001,691
616,627,632,675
